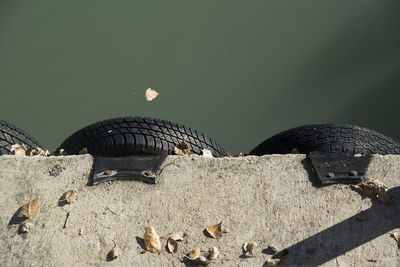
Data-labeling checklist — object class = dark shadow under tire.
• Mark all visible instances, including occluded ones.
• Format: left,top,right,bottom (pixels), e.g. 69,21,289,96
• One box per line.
249,124,400,156
0,120,43,155
56,117,226,157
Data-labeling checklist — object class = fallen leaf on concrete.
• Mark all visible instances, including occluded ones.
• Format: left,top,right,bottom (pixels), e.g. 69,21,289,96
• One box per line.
18,198,40,218
184,255,210,265
174,141,190,155
202,149,213,158
208,247,219,260
29,147,50,157
143,226,161,252
266,259,281,266
351,178,394,204
167,232,186,253
264,245,278,254
11,144,28,156
184,248,210,265
243,241,257,257
59,190,77,204
189,247,201,258
206,222,222,239
57,149,67,156
392,232,400,244
167,238,179,253
170,231,186,241
145,88,159,101
18,220,33,234
107,242,122,261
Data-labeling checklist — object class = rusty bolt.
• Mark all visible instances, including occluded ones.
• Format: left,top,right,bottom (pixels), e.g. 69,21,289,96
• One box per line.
349,170,358,176
326,172,335,178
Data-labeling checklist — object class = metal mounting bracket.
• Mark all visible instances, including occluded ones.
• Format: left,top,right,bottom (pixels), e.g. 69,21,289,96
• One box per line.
307,152,372,185
91,154,167,185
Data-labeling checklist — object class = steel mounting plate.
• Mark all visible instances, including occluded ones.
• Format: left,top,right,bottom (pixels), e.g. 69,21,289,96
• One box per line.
307,152,372,185
92,154,167,185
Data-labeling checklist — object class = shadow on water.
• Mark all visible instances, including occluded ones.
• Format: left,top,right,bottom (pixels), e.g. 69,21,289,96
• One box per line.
281,162,400,266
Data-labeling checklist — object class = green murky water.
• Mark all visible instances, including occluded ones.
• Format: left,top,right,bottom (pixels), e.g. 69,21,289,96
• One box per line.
1,1,400,154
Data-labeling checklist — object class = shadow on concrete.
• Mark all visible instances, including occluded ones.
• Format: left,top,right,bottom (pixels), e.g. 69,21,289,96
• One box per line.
281,176,400,266
8,207,26,226
135,236,146,250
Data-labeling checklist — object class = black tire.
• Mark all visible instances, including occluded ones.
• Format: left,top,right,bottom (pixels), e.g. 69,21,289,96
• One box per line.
56,117,226,157
0,120,43,155
249,124,400,156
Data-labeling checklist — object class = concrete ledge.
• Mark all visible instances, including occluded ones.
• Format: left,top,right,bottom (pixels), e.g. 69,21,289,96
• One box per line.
1,154,400,266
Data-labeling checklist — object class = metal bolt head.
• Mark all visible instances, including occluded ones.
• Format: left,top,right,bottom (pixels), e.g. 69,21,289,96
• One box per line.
349,170,358,176
327,172,335,178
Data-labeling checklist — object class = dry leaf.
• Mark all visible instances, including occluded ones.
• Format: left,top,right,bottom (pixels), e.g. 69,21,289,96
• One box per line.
184,248,210,265
167,238,179,253
18,220,33,234
243,241,257,256
206,222,222,239
107,242,122,261
189,247,201,258
266,259,281,266
29,147,50,157
174,141,190,155
18,198,40,218
202,149,213,158
60,190,78,204
11,144,28,156
392,232,400,244
145,88,159,101
208,247,219,260
167,232,186,253
143,226,161,252
351,178,394,204
265,245,278,254
170,231,186,241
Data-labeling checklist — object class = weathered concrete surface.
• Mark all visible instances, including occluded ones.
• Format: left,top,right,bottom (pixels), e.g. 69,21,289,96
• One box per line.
1,154,400,267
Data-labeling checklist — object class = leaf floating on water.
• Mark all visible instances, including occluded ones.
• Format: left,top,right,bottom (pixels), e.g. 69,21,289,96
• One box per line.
206,222,222,239
11,144,28,156
18,198,40,218
266,259,281,266
351,178,394,204
143,226,161,252
18,220,33,234
145,88,159,101
60,190,78,204
173,141,190,155
392,232,400,244
208,247,219,260
107,242,122,261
